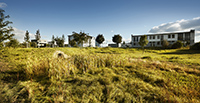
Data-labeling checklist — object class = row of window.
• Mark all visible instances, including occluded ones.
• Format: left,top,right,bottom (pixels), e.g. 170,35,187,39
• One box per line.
133,34,176,41
133,41,176,46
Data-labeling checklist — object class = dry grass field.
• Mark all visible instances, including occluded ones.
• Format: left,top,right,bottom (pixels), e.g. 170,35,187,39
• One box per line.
0,47,200,102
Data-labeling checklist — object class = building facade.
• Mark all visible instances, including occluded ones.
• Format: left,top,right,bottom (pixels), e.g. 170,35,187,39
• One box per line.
131,30,195,47
31,39,48,47
68,35,96,47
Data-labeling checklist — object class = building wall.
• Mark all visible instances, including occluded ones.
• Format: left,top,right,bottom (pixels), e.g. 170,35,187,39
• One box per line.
131,30,195,47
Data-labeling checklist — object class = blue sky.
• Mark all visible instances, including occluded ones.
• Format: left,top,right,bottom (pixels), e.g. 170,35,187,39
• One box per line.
1,0,200,44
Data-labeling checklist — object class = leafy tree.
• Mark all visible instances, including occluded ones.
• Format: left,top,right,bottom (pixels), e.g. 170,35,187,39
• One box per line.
30,42,37,48
171,40,183,49
24,30,30,48
139,35,148,53
123,41,125,44
62,34,65,47
112,34,122,46
162,40,169,49
35,29,41,41
96,34,105,47
6,38,19,48
35,29,41,48
0,9,15,48
52,35,55,47
69,39,77,47
190,42,200,50
55,36,65,47
72,31,90,47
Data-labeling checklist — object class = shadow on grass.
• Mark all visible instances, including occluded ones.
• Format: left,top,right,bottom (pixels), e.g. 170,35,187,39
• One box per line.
1,69,27,83
160,49,200,54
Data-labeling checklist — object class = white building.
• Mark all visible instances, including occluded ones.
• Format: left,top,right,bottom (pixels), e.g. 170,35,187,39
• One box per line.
31,39,48,47
68,35,96,47
131,30,195,47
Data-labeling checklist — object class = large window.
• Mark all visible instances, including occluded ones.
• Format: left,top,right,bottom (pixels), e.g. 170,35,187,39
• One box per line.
153,36,155,39
185,33,190,40
157,41,160,45
178,33,183,40
172,34,175,38
168,34,171,38
157,35,160,39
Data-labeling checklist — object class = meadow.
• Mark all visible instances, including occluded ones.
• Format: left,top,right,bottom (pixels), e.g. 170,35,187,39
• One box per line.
0,47,199,103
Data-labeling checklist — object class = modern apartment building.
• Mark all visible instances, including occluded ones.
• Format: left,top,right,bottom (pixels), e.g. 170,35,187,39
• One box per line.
131,30,195,47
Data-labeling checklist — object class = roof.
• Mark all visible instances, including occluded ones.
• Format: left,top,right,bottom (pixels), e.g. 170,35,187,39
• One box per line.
132,30,195,37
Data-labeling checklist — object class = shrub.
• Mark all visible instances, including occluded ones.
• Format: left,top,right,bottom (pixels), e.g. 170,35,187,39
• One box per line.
5,38,20,48
171,41,183,49
190,42,200,50
162,40,169,49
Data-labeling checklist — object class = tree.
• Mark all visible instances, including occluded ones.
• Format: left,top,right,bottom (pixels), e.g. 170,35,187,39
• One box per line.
96,34,105,47
72,31,90,47
52,35,55,47
35,29,41,48
24,30,30,48
62,34,65,47
162,40,169,49
6,38,19,48
30,42,37,48
139,35,148,53
55,36,65,47
35,29,41,41
69,39,77,47
112,34,122,46
0,9,15,48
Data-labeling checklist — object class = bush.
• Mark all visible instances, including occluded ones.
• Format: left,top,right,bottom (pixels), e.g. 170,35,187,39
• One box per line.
171,41,183,49
30,42,37,48
190,42,200,50
162,40,169,49
5,38,20,48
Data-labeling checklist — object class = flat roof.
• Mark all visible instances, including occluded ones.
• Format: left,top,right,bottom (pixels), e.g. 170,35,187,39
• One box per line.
132,30,194,37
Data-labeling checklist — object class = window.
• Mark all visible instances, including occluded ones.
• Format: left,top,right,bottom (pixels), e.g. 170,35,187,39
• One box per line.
157,42,160,45
133,43,136,45
149,36,152,39
153,36,155,39
178,33,183,40
172,34,175,38
185,33,190,40
149,42,152,46
152,42,155,46
157,35,160,39
136,37,138,41
168,34,171,38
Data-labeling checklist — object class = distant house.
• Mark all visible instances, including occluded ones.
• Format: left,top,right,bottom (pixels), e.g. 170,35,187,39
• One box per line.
108,43,121,47
48,41,57,47
131,30,195,47
121,43,131,48
31,39,48,47
68,35,96,47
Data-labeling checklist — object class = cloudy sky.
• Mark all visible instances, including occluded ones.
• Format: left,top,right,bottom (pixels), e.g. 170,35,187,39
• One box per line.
1,0,200,43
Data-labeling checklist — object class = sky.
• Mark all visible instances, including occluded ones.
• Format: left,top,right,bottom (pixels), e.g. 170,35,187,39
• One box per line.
1,0,200,44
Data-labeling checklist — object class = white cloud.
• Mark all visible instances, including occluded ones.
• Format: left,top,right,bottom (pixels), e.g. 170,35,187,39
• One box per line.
0,3,7,8
12,27,35,43
149,17,200,42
